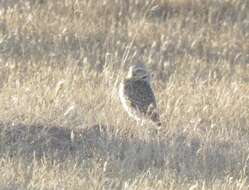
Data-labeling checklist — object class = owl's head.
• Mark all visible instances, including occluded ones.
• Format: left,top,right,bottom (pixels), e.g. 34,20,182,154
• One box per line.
127,64,150,82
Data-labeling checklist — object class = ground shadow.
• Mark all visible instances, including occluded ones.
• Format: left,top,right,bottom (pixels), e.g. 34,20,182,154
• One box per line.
0,122,248,180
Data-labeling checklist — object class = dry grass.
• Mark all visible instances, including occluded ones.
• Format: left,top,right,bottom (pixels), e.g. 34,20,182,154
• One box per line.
0,0,249,189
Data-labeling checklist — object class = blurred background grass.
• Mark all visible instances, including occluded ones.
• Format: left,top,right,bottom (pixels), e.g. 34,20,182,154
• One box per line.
0,0,249,189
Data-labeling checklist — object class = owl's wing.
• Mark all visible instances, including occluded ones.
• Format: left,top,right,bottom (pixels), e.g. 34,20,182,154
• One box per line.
123,80,157,114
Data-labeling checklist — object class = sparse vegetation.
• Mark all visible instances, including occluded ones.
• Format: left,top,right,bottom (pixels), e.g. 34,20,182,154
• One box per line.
0,0,249,189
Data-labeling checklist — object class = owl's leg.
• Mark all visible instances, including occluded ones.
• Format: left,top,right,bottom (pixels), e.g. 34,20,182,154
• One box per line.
136,119,144,127
141,120,145,126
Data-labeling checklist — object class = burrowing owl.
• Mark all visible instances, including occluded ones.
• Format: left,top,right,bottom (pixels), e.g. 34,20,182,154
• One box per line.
119,64,161,126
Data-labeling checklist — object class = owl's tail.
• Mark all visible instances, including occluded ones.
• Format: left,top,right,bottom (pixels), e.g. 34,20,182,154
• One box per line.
156,121,162,127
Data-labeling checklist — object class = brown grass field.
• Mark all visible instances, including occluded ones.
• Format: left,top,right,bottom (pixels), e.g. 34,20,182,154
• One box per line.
0,0,249,189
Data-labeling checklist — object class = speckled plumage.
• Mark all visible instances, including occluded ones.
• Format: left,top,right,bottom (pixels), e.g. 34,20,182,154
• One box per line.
119,65,161,126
